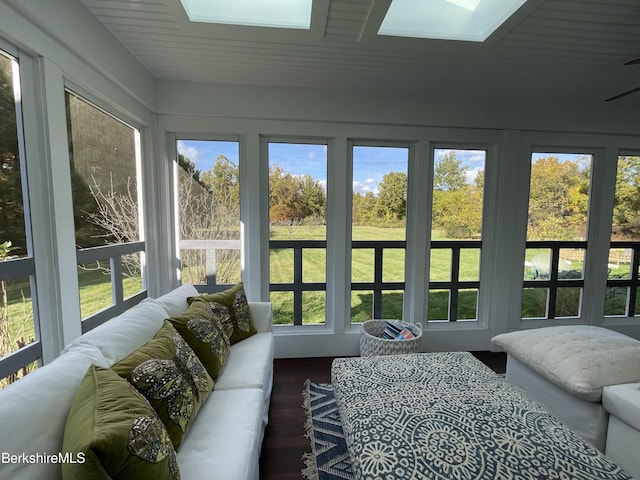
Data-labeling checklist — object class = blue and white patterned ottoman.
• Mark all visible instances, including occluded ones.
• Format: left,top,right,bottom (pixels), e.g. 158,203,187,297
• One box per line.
331,352,630,480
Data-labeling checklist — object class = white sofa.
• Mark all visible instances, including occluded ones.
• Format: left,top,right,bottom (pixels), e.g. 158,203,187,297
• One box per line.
0,283,274,480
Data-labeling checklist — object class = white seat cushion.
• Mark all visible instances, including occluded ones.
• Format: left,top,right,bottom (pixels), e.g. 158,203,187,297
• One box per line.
0,344,107,480
177,388,264,480
215,332,274,392
492,325,640,401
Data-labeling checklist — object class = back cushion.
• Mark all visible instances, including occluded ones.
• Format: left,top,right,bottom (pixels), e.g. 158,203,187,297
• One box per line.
65,298,168,366
154,283,200,317
0,344,107,480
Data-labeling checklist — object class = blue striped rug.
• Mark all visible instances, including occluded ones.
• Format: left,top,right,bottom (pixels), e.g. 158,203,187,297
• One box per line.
302,381,354,480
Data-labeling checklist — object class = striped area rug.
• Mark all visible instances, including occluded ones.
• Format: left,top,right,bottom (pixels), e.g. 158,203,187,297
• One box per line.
302,381,354,480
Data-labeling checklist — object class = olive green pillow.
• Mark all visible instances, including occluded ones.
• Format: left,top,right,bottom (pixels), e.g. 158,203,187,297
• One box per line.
188,283,257,344
62,365,179,480
168,300,231,380
112,321,213,449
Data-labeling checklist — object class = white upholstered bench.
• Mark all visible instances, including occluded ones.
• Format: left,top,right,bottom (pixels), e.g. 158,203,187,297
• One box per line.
492,325,640,452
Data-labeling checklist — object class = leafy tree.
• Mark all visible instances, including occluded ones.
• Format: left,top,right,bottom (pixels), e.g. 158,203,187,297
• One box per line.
178,154,202,185
612,156,640,238
434,151,468,191
352,192,377,224
298,175,325,221
433,187,483,238
269,164,303,223
376,171,407,222
527,156,588,240
268,164,326,225
0,57,26,256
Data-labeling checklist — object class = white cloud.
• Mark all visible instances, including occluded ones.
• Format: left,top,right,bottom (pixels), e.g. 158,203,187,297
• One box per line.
466,166,483,184
353,180,379,195
177,144,200,162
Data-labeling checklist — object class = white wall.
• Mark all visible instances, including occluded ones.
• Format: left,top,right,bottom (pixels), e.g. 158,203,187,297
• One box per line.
157,80,639,135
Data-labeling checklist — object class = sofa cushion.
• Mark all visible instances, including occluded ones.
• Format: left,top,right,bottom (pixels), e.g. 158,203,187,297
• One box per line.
215,332,274,392
177,388,264,480
168,300,231,380
65,298,168,366
62,365,180,480
154,283,199,317
112,321,213,448
492,325,640,401
0,344,107,480
188,283,257,344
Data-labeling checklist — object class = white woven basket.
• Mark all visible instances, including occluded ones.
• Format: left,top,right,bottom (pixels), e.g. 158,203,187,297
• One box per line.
360,319,422,357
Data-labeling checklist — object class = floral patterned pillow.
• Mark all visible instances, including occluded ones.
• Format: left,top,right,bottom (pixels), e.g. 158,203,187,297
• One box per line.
169,300,232,380
112,321,213,449
187,283,257,345
62,365,180,480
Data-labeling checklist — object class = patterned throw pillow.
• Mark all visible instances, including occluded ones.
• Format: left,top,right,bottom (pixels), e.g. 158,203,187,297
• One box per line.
62,365,180,480
188,283,257,344
112,321,213,449
169,300,231,380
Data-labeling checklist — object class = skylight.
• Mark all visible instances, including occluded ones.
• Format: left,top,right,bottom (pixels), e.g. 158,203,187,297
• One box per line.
378,0,527,42
179,0,313,29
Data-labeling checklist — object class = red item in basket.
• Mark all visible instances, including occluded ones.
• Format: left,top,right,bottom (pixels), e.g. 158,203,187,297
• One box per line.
396,328,416,340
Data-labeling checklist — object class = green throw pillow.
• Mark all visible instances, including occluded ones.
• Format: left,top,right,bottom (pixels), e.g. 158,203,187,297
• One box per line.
112,321,213,449
62,365,180,480
168,300,231,380
188,283,257,344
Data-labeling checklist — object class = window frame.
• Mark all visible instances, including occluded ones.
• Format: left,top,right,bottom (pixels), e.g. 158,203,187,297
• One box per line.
172,135,243,294
349,141,410,323
267,137,329,326
64,87,148,332
0,45,43,382
520,147,594,321
427,144,488,323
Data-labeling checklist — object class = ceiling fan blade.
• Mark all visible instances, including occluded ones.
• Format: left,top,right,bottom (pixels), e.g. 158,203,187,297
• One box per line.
605,85,640,102
624,58,640,65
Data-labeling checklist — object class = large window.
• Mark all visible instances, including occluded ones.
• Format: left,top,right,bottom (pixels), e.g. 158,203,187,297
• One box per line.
268,141,327,325
429,148,485,322
0,49,40,387
176,140,241,291
351,145,408,322
66,91,145,331
522,152,592,319
605,154,640,318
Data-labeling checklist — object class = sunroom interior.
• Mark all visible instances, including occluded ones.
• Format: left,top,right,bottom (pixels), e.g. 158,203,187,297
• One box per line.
1,0,640,384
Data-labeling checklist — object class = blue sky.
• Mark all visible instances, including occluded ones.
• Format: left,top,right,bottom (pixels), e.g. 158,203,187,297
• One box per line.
177,140,488,195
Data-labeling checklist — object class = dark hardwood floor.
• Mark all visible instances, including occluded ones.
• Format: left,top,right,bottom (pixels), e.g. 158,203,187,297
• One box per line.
259,352,506,479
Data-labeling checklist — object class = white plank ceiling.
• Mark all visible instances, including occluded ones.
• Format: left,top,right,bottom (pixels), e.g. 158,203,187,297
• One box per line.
78,0,640,105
